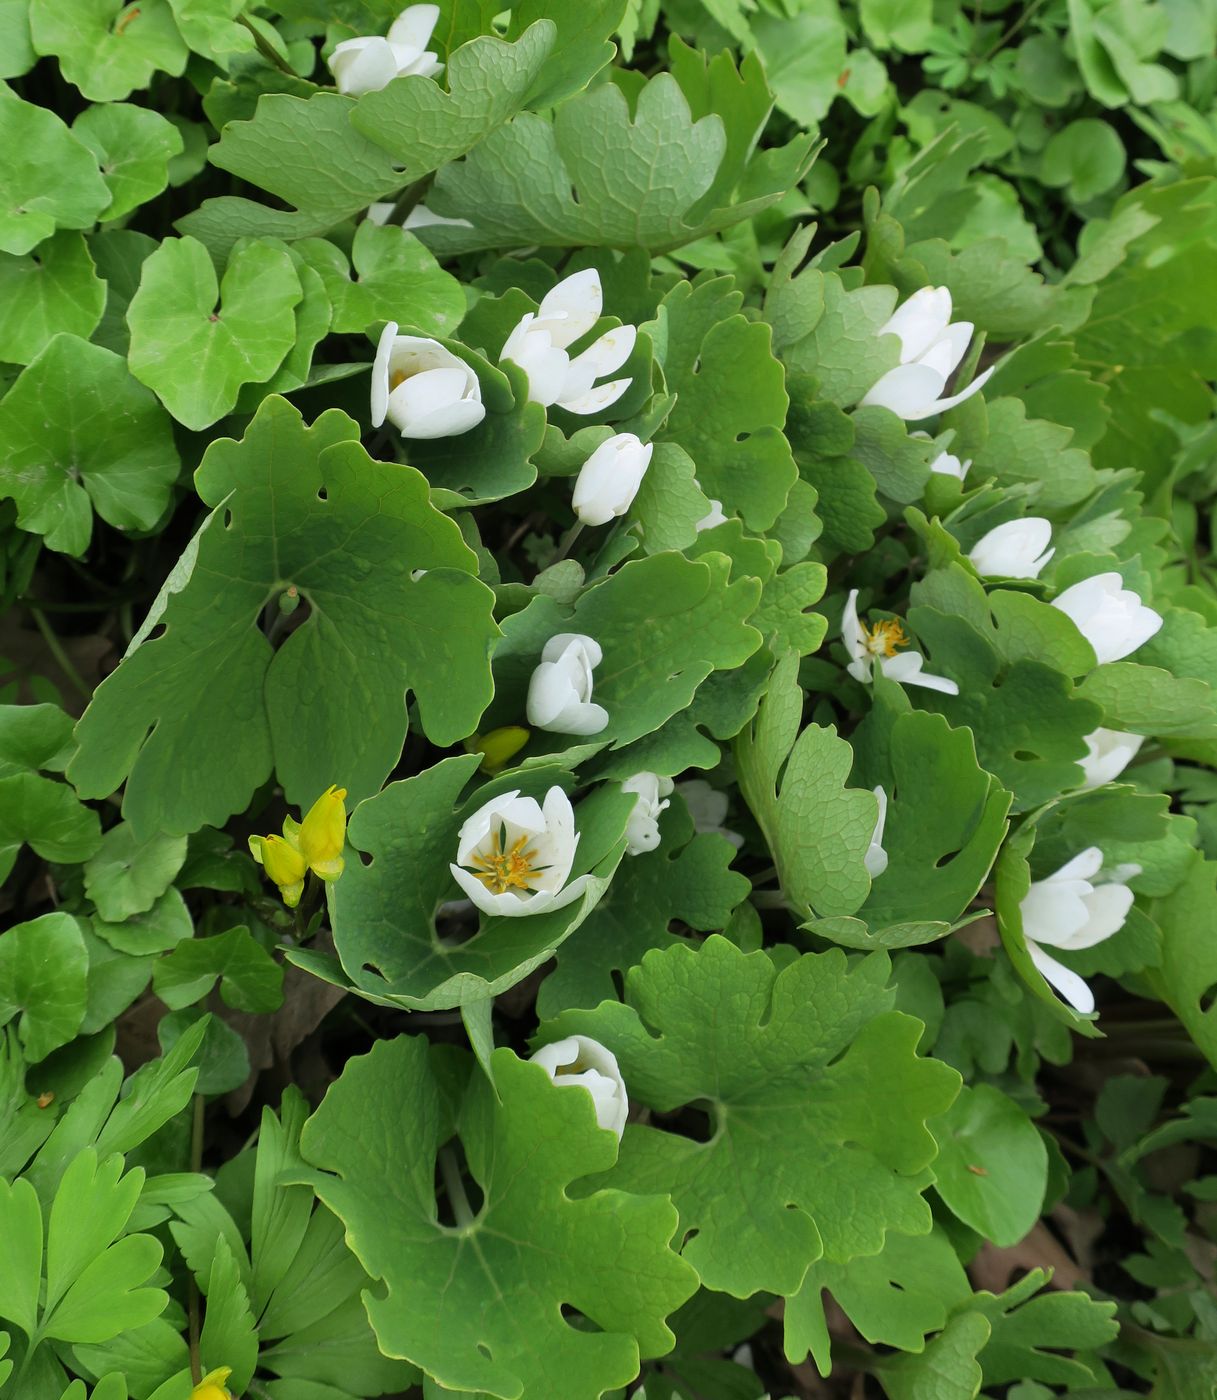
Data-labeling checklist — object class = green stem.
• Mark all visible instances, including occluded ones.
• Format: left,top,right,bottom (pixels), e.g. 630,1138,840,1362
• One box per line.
979,0,1049,62
387,176,432,226
28,606,90,700
439,1145,475,1228
551,521,585,565
237,12,296,73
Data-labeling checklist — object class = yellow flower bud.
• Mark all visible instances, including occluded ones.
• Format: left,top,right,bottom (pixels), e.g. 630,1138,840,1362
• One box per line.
297,784,348,880
248,833,307,908
466,725,530,775
191,1368,233,1400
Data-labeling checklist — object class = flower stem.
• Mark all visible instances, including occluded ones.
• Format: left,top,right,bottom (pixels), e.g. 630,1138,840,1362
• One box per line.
237,13,296,73
439,1144,475,1228
188,1092,205,1384
551,521,584,565
28,605,91,701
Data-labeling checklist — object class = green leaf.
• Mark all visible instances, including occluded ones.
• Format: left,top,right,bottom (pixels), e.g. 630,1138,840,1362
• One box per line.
0,1175,43,1337
422,70,813,255
316,221,464,336
487,552,761,756
42,1230,165,1344
752,10,849,127
507,0,621,104
84,823,187,923
153,927,284,1014
786,1226,972,1374
29,0,189,102
0,85,110,256
91,887,192,956
735,652,876,917
0,0,35,78
0,913,88,1063
350,22,555,178
876,1311,990,1400
1147,859,1217,1069
537,798,750,1016
929,1084,1048,1246
1041,119,1127,202
127,236,302,430
0,772,102,884
70,397,499,836
0,233,107,366
301,1036,699,1400
966,1271,1118,1387
44,1149,144,1318
71,104,184,222
860,0,932,50
1079,661,1217,739
328,758,634,1009
198,1235,258,1392
650,277,797,531
158,1008,249,1096
553,936,959,1297
0,334,179,556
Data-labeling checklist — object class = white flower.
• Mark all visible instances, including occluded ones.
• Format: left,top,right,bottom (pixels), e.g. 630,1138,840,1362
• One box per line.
328,4,443,96
1078,728,1145,790
861,286,995,422
1019,847,1137,1014
1051,572,1163,664
526,633,609,736
366,202,474,231
449,786,592,919
530,1034,628,1138
370,324,485,439
695,498,728,531
842,589,959,695
572,433,653,527
968,518,1054,580
930,449,972,480
620,772,674,856
865,786,889,878
677,780,744,850
500,269,636,415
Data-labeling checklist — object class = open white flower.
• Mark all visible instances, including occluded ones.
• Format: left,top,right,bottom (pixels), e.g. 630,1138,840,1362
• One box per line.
930,449,972,480
1019,847,1137,1014
526,633,609,736
449,786,591,918
371,324,484,439
865,786,889,878
621,772,674,855
572,433,653,526
1078,728,1145,790
1051,572,1163,664
500,269,635,415
530,1035,628,1138
842,589,959,695
861,286,995,421
968,518,1054,579
328,4,443,96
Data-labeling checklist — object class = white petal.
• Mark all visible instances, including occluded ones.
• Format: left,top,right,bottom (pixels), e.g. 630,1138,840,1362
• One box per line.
369,320,398,428
568,324,637,379
330,37,401,95
403,204,474,231
879,651,959,694
930,451,971,480
1065,884,1134,949
968,518,1055,580
1020,881,1091,948
535,269,603,348
395,398,485,439
864,786,889,878
921,364,996,418
860,363,948,419
917,320,974,379
558,377,633,416
1050,846,1106,883
878,286,952,362
542,632,603,668
387,3,440,49
1078,729,1145,789
1027,942,1096,1014
841,589,865,663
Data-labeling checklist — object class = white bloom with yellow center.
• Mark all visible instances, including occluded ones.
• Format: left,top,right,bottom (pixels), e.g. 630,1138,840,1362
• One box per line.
526,633,609,736
530,1034,628,1138
328,4,443,96
500,269,635,415
450,786,591,918
1019,847,1138,1014
842,589,959,695
371,324,485,439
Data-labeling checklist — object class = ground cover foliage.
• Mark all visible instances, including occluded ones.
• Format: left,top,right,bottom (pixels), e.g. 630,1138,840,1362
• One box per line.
1,0,1217,1395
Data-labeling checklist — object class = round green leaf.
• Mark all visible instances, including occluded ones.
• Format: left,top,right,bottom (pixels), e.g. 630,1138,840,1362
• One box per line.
29,0,189,102
72,104,184,222
0,233,107,366
1040,120,1126,202
0,912,89,1063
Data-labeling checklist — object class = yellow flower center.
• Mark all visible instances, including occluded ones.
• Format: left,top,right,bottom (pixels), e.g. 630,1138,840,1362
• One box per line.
389,369,409,391
469,829,543,895
861,618,908,659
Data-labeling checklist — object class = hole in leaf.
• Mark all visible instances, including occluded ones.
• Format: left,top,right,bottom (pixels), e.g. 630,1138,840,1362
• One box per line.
1199,982,1217,1019
609,967,626,1002
934,847,962,869
317,486,329,502
1012,750,1038,762
146,623,167,643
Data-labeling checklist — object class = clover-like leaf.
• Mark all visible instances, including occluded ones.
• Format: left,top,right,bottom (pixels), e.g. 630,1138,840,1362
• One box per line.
0,233,107,367
650,277,797,531
537,798,751,1017
0,913,89,1063
29,0,189,102
84,823,187,923
0,334,179,556
735,651,876,917
153,927,283,1014
550,936,960,1297
421,70,813,255
301,1036,699,1400
0,86,111,256
127,235,302,430
72,104,184,222
70,397,499,837
326,756,634,1010
309,221,464,337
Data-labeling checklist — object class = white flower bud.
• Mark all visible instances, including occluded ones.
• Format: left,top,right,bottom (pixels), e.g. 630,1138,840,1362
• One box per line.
1078,728,1145,789
525,633,609,736
1051,572,1163,665
861,286,994,421
572,433,653,527
329,4,443,96
531,1034,628,1138
370,324,484,439
968,517,1054,579
620,772,674,855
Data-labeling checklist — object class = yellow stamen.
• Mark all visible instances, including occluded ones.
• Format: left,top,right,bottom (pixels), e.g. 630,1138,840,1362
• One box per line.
861,618,908,659
469,829,542,895
390,369,408,391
